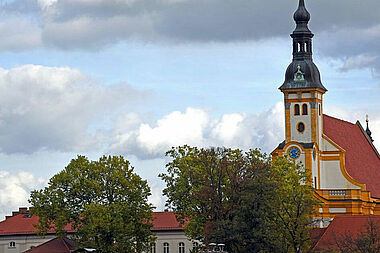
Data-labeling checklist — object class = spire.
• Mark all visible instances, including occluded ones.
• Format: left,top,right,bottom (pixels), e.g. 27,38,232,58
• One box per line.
279,0,327,91
294,0,311,25
366,115,374,142
291,0,313,61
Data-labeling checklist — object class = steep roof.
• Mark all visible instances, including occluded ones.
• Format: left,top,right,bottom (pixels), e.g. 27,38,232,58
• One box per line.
312,215,380,251
23,237,75,253
323,114,380,198
151,212,184,231
0,208,183,236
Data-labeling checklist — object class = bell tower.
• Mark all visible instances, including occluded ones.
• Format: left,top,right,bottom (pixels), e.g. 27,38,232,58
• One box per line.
280,0,327,147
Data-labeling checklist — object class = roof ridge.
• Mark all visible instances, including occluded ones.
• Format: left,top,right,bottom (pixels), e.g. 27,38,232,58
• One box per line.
323,114,355,126
24,237,58,252
62,237,72,251
312,223,330,250
356,120,380,160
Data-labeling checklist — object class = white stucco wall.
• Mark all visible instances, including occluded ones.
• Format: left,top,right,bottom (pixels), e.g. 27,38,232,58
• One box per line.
318,103,322,146
312,151,318,188
0,235,55,253
319,160,359,189
290,103,312,143
152,231,194,253
321,138,339,152
0,231,194,253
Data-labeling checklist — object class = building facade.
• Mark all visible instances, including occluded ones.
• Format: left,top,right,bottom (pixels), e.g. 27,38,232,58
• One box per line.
271,0,380,224
0,208,194,253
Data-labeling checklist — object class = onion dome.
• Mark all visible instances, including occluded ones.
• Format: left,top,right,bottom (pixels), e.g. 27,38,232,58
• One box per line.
294,0,310,23
279,0,327,91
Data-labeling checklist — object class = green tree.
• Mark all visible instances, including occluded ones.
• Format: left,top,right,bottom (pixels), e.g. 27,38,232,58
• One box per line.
269,156,319,253
29,155,155,253
160,146,318,253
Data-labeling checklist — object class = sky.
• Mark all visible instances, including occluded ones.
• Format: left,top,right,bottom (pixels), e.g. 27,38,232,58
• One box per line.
0,0,378,218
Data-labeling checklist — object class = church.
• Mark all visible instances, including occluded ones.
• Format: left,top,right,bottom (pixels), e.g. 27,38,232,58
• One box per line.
271,0,380,226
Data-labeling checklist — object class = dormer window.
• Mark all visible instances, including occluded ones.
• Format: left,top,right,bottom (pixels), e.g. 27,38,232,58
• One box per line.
9,241,16,248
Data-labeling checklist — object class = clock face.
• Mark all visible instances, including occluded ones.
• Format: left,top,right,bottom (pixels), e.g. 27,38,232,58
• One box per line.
288,147,301,159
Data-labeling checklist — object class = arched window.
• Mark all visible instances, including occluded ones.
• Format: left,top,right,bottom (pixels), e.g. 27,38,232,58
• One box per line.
294,104,300,116
319,104,321,116
9,241,16,248
151,243,156,253
179,242,185,253
302,104,308,115
164,242,170,253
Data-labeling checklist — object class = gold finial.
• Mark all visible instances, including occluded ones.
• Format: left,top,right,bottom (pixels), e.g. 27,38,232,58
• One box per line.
366,114,369,123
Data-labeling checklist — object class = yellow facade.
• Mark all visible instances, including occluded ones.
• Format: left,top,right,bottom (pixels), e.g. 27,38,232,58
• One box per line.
272,97,380,220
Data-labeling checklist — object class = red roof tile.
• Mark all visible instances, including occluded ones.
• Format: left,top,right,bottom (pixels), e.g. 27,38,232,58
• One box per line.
310,228,326,250
323,115,380,198
151,212,184,231
0,209,183,236
0,212,75,236
23,237,75,253
312,215,380,251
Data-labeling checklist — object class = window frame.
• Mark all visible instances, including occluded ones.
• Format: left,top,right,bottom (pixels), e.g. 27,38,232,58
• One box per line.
294,104,300,116
163,242,170,253
178,242,185,253
302,103,308,115
9,241,16,248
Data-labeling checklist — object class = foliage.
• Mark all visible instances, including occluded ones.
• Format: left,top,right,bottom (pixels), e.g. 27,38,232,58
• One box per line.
29,155,155,253
334,217,380,253
160,145,318,253
269,156,319,253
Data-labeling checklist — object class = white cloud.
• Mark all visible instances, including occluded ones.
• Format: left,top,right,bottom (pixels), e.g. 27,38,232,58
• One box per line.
111,103,285,159
0,17,42,51
37,0,57,9
41,15,155,50
0,64,148,154
325,105,380,151
0,171,46,219
340,55,378,72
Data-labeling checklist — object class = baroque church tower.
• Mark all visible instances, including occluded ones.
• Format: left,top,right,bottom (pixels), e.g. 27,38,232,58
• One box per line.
272,0,380,225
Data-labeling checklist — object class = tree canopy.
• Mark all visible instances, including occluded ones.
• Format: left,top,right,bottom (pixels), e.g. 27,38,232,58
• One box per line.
160,146,318,253
29,155,155,253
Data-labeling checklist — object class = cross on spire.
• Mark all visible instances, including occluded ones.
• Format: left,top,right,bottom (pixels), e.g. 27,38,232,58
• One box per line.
366,115,374,142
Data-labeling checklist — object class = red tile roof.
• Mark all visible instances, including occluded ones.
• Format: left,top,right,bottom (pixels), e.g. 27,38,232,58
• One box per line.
0,210,75,236
23,237,75,253
151,212,184,231
312,215,380,251
310,228,326,250
0,208,183,236
323,115,380,198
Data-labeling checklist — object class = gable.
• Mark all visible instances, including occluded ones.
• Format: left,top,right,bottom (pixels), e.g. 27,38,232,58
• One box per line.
323,115,380,198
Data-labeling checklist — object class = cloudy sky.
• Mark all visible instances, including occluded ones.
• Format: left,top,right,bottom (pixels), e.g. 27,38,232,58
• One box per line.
0,0,378,218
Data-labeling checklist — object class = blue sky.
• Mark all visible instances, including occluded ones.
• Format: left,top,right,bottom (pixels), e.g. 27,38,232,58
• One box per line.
0,0,378,217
